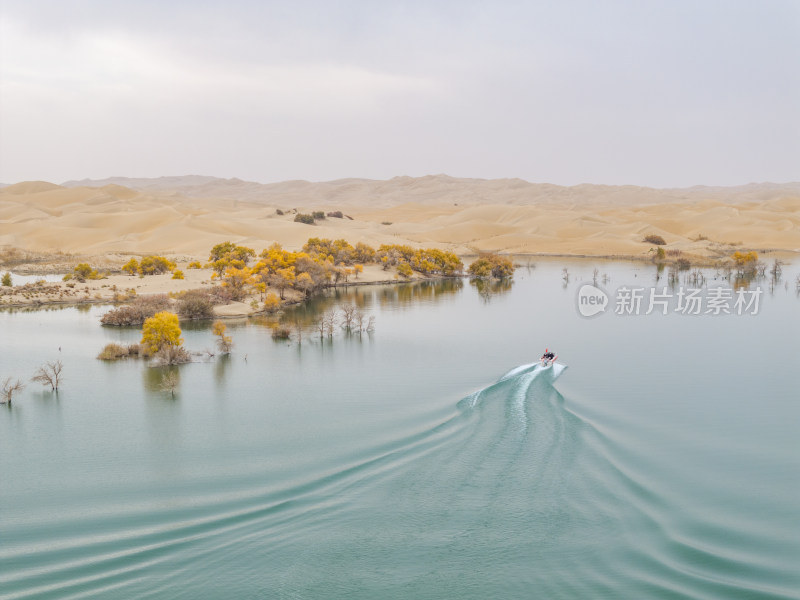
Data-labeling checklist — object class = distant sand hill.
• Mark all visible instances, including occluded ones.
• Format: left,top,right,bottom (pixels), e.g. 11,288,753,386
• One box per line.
1,175,798,259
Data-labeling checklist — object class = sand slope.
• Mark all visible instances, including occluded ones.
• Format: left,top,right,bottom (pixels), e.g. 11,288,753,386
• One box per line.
2,176,798,259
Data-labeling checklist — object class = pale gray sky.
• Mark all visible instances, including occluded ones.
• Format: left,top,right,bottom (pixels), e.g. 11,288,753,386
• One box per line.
1,0,798,186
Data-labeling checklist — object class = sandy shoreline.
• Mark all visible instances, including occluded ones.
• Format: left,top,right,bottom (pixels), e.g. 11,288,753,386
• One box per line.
0,263,440,316
1,175,798,314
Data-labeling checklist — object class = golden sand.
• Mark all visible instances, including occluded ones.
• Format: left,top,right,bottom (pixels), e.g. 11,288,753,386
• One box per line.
2,176,797,261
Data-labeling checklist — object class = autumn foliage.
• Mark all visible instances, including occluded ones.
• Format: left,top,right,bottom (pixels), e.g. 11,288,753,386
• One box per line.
467,254,515,278
141,312,184,355
212,320,233,353
200,237,465,307
121,256,176,276
732,251,759,276
64,263,102,282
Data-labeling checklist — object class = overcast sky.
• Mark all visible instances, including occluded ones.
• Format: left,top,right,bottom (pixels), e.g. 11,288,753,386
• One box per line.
1,0,798,187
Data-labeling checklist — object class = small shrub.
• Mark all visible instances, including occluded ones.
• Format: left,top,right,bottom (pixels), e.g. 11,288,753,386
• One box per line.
1,272,11,287
153,345,191,366
71,263,102,282
139,255,175,275
101,294,172,326
122,258,139,275
187,261,203,269
381,221,392,226
97,343,131,360
732,251,758,266
271,326,291,340
74,263,93,281
312,211,325,220
676,258,691,270
263,292,281,313
326,211,343,218
172,270,184,280
176,289,215,320
101,306,140,326
643,234,666,245
655,247,666,260
159,371,180,396
397,262,414,278
294,213,315,225
209,285,235,305
468,254,515,278
276,208,284,216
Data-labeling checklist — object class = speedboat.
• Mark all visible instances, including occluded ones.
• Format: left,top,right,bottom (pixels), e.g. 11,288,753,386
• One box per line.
540,348,557,367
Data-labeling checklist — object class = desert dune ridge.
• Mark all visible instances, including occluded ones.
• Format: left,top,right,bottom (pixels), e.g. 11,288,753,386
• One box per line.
1,175,798,264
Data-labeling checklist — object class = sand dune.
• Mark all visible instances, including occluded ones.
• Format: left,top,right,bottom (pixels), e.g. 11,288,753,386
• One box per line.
1,176,798,262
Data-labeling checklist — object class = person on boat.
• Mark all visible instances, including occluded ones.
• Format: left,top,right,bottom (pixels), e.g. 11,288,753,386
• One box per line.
541,349,555,362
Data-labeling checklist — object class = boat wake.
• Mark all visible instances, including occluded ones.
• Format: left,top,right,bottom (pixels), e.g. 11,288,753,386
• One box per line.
5,361,783,599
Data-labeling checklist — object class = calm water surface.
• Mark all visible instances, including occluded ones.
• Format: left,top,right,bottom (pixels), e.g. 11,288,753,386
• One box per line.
1,260,798,599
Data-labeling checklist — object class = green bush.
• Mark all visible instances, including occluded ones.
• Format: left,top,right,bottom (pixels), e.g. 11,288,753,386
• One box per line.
294,213,315,225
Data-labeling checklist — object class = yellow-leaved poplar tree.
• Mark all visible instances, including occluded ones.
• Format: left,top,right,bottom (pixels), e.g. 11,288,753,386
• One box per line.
141,312,183,354
264,292,281,312
122,258,140,276
212,320,233,353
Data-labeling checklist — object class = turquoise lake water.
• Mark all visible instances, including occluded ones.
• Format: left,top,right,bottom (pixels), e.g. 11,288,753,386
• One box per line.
1,259,798,599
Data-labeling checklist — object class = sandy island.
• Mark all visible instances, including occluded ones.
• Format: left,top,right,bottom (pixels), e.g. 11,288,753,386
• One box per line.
1,175,798,314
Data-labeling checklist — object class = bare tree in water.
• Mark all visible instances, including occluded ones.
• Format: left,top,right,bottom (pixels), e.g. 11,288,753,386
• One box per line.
292,319,303,345
340,305,358,331
31,360,64,392
159,371,179,397
1,377,25,404
323,309,338,338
